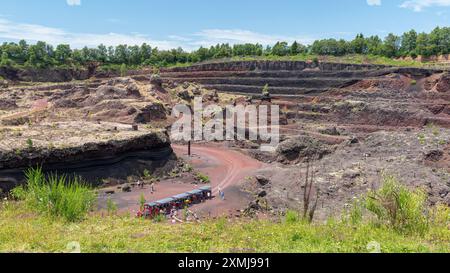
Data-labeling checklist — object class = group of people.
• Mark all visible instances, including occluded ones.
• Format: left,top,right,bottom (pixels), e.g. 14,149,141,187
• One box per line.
136,180,155,193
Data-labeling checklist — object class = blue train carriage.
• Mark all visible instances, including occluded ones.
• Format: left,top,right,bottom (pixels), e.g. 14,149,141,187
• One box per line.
199,186,212,199
172,193,190,209
156,198,176,215
187,189,204,204
138,186,213,219
139,202,159,218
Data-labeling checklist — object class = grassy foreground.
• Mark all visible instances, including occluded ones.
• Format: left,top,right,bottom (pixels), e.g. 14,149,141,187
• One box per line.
1,170,449,253
0,201,449,253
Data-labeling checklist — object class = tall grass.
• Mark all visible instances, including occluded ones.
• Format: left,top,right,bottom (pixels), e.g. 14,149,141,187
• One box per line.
12,167,96,222
365,175,429,234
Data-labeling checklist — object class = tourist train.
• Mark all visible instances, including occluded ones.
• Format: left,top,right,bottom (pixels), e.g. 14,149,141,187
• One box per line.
137,186,212,218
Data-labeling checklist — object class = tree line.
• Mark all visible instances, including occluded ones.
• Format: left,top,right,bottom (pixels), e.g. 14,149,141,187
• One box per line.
1,27,450,69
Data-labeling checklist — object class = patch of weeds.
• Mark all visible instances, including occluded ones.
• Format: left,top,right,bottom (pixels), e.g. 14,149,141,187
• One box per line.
285,210,300,224
26,138,33,149
365,174,429,235
12,167,96,222
348,198,363,225
417,133,426,145
182,163,193,173
106,198,118,216
143,169,153,180
139,193,146,211
196,172,210,184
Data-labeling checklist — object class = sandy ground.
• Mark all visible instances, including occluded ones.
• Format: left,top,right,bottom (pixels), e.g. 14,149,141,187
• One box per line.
97,143,264,218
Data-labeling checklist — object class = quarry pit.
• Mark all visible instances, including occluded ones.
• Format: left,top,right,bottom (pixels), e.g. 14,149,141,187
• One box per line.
1,60,450,219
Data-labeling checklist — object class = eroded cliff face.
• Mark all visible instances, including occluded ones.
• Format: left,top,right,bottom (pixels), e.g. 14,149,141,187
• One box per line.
0,66,154,83
0,124,175,193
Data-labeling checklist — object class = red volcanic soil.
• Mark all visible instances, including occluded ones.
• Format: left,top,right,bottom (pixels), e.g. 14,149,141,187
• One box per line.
98,143,264,218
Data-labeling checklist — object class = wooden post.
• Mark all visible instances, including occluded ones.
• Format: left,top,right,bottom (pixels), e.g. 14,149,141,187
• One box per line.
188,141,191,157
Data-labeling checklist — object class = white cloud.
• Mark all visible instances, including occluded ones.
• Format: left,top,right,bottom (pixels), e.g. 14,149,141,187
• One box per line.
400,0,450,11
0,19,316,51
67,0,81,6
367,0,382,6
189,29,315,48
0,18,178,49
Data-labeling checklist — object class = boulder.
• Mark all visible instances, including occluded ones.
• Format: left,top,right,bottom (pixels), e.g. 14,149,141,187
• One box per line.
424,150,444,162
436,73,450,93
319,127,341,136
150,74,163,87
177,90,193,101
255,175,270,186
134,103,167,123
258,190,267,198
122,185,132,192
276,135,330,162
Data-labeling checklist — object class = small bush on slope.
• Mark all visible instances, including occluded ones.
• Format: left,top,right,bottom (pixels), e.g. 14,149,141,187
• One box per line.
365,175,429,234
11,167,96,222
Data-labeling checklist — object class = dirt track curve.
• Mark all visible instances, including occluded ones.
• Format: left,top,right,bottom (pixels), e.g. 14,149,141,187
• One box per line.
172,144,263,194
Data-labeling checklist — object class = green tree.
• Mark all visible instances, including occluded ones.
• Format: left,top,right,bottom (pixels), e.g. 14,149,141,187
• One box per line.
382,33,401,58
140,43,152,63
400,30,418,56
0,51,11,66
55,44,72,66
350,34,367,54
97,44,108,63
272,42,289,56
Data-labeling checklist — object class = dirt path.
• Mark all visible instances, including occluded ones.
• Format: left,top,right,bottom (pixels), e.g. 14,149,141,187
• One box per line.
172,143,265,216
172,144,263,194
98,143,264,217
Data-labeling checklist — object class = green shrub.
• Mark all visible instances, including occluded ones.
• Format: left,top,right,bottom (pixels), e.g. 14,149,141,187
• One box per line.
106,197,118,215
12,167,96,222
285,210,300,224
139,193,146,210
417,133,426,145
143,169,152,179
312,57,319,65
410,79,417,85
365,175,429,234
348,199,363,225
262,84,270,96
182,163,193,173
26,138,33,149
196,172,210,183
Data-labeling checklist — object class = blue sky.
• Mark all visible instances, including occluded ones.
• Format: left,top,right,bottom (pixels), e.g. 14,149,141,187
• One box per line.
0,0,450,50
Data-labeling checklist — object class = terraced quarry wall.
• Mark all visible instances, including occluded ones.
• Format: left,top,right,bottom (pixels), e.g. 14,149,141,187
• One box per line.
162,61,450,129
161,61,438,96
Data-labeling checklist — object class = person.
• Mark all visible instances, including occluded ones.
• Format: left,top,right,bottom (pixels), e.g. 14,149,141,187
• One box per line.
221,190,225,201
